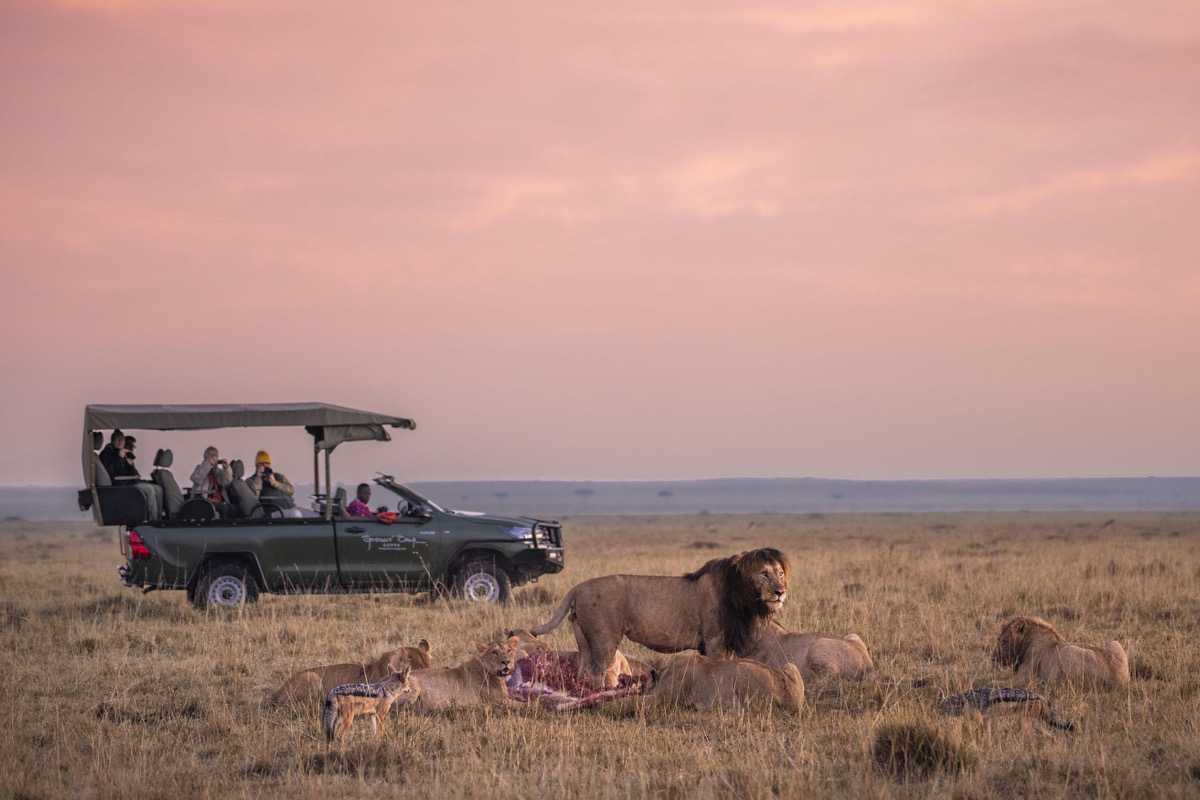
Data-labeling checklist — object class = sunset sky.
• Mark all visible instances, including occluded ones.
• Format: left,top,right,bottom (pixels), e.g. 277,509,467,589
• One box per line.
2,0,1198,487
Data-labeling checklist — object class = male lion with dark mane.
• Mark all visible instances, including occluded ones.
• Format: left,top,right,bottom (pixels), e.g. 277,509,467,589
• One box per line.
530,548,789,685
993,616,1129,690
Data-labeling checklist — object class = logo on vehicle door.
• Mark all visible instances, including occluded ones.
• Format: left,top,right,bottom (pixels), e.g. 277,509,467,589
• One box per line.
360,534,428,551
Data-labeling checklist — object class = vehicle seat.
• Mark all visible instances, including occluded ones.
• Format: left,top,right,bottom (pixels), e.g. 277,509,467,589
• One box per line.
177,497,217,520
226,459,256,518
152,448,185,518
332,486,347,517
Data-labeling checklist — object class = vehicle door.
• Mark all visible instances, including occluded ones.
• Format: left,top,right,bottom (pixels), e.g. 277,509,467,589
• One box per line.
252,520,340,593
334,514,440,590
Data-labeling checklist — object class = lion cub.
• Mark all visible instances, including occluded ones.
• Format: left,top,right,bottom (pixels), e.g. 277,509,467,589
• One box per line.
647,655,804,712
322,665,417,743
271,639,432,705
406,637,520,711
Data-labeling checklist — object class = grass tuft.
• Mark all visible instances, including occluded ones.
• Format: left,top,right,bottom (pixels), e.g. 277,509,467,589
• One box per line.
873,720,975,779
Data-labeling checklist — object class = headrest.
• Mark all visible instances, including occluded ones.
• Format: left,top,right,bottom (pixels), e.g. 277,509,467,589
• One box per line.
231,459,245,479
93,431,104,450
334,486,347,504
153,448,174,468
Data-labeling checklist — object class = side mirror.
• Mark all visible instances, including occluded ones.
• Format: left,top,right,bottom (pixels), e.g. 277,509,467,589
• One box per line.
406,504,433,522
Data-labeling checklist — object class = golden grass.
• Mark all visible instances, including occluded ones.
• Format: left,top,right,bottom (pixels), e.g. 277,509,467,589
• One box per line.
2,512,1199,799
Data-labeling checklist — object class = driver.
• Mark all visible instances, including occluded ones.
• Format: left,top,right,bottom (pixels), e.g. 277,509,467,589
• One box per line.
346,483,373,517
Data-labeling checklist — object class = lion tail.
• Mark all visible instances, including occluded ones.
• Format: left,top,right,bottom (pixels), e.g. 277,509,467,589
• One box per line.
530,585,578,636
1106,640,1130,688
321,695,340,743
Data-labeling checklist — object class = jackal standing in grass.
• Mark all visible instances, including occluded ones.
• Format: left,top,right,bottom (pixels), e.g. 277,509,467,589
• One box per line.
322,665,416,743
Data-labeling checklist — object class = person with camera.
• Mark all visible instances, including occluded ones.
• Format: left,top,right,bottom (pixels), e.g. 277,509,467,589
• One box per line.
99,431,162,519
246,450,295,509
98,429,129,479
190,446,233,513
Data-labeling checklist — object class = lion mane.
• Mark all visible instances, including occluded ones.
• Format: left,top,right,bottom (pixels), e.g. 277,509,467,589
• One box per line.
993,616,1129,690
530,548,790,685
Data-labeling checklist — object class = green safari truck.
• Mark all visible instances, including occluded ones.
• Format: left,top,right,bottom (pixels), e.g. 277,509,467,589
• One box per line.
79,403,564,609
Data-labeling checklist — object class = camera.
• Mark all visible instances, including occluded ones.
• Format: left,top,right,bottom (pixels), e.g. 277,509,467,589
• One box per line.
262,467,273,477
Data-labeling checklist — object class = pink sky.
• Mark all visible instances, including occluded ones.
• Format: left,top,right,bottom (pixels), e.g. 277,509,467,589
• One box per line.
2,0,1198,486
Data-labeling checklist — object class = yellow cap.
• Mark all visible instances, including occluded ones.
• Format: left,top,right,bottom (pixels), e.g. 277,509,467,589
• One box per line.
255,450,271,465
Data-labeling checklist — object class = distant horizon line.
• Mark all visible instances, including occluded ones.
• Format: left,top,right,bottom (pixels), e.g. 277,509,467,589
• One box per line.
7,474,1200,490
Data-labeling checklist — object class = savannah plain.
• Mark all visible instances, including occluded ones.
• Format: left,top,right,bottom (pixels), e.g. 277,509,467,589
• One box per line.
2,511,1198,799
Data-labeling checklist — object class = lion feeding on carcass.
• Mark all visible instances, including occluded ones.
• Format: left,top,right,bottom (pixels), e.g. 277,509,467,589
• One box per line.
530,548,790,685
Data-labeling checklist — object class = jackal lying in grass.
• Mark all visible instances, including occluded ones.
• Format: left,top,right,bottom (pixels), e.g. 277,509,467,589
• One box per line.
322,665,417,743
941,687,1074,733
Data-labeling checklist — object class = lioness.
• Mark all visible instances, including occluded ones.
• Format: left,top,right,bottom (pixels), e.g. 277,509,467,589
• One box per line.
646,654,804,711
506,628,640,688
270,639,432,705
745,623,875,683
531,548,789,685
406,637,520,711
993,617,1129,690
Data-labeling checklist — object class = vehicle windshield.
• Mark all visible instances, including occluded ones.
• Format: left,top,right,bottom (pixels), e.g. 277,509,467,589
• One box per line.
373,474,445,513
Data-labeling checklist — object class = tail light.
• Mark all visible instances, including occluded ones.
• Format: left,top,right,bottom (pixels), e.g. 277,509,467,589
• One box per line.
127,530,151,560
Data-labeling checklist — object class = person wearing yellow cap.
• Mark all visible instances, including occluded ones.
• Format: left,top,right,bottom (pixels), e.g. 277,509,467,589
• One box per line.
246,450,296,508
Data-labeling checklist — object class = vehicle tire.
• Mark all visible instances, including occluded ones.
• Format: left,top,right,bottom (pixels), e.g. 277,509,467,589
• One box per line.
193,563,259,610
453,561,511,604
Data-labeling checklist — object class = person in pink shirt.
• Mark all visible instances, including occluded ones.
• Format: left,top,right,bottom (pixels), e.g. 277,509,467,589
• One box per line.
346,483,373,517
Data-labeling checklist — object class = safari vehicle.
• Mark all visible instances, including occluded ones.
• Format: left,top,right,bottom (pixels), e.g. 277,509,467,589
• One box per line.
79,403,564,609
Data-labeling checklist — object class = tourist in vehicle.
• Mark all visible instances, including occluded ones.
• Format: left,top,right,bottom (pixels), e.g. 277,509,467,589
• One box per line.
102,433,162,519
111,435,141,480
346,483,373,517
98,430,127,478
190,446,234,513
246,450,295,508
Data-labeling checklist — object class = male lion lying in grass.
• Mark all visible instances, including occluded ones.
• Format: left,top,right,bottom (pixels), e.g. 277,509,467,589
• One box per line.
745,622,875,684
530,548,789,686
644,654,804,712
992,616,1129,690
269,640,432,705
405,637,520,711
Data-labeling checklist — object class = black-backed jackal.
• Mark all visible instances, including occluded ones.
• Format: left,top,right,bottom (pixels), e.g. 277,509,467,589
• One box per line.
322,665,415,743
941,687,1074,733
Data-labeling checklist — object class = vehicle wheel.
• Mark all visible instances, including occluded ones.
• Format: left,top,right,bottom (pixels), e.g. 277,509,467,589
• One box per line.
453,561,510,604
193,563,259,610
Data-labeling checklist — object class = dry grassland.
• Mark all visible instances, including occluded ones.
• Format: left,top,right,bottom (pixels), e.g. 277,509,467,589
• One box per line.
2,512,1199,799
